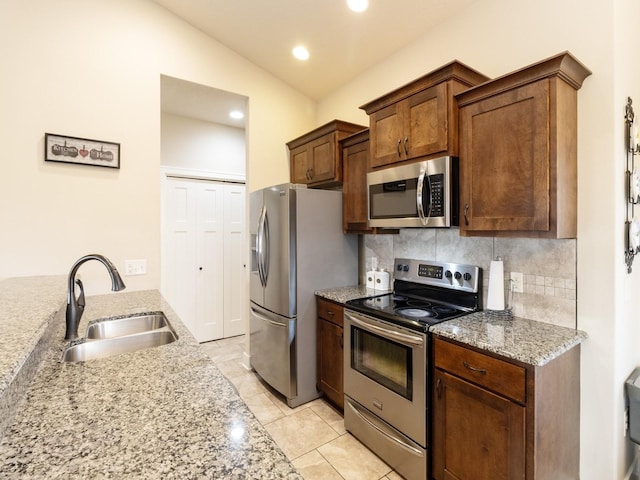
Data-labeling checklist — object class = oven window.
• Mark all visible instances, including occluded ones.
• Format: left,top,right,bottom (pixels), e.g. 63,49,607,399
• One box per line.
351,326,413,400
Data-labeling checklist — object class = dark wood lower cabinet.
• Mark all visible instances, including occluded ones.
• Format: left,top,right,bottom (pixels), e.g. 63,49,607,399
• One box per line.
316,297,344,410
432,336,580,480
433,370,525,480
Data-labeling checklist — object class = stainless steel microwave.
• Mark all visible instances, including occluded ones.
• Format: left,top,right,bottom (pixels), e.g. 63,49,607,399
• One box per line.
367,156,458,228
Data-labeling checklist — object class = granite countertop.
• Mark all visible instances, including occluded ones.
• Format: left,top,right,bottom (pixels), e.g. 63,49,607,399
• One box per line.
0,278,301,479
315,284,390,304
431,311,588,366
317,285,587,367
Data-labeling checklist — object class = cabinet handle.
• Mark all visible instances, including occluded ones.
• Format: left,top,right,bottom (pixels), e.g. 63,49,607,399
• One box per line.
327,310,335,317
436,377,442,399
397,139,402,156
403,137,409,155
463,361,487,375
464,203,470,226
308,168,314,179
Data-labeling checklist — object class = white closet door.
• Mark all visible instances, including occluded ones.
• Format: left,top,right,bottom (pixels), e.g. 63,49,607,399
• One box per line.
223,183,246,337
164,178,198,337
196,182,224,342
164,177,245,343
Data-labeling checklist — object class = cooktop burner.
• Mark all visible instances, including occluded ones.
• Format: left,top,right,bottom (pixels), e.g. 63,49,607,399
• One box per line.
345,258,482,332
347,292,468,330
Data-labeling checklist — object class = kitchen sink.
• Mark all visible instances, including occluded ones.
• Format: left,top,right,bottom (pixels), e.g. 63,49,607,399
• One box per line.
61,329,177,362
61,312,178,363
86,313,169,340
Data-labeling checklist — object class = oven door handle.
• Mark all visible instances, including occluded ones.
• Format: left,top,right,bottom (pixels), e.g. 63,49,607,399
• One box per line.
345,312,424,347
346,398,424,457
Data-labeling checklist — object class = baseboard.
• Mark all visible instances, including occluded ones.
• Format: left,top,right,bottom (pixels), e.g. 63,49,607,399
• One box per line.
241,351,251,371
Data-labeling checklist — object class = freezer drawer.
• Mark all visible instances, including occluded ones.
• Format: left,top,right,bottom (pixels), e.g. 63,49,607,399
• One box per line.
250,302,296,399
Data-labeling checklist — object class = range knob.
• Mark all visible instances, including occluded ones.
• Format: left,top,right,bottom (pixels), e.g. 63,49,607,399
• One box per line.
463,272,472,281
445,270,452,279
454,271,462,280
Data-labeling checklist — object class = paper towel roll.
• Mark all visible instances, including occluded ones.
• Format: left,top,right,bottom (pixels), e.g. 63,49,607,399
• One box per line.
487,259,505,310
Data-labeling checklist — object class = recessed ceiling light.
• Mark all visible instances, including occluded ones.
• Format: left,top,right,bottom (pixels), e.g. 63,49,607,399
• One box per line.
347,0,368,12
229,110,244,120
292,45,310,61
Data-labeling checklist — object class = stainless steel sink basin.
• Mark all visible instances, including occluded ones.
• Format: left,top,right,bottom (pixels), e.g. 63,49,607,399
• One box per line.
86,313,169,340
61,329,177,362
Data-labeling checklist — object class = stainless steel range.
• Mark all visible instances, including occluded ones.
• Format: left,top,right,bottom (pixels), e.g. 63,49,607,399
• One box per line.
344,258,482,480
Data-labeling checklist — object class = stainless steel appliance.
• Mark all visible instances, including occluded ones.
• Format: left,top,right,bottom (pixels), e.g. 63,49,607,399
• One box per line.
344,258,481,480
250,183,358,408
367,156,458,228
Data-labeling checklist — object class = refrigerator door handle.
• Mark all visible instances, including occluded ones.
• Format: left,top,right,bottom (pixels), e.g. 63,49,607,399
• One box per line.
262,207,270,285
257,205,269,286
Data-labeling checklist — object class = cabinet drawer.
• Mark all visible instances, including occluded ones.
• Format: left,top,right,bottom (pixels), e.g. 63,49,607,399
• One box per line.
317,297,344,327
434,337,526,404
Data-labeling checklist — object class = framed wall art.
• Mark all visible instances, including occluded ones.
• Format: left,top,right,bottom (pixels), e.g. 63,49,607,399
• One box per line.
45,133,120,169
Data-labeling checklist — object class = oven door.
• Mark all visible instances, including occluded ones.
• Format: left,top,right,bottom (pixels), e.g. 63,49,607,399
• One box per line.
343,309,426,446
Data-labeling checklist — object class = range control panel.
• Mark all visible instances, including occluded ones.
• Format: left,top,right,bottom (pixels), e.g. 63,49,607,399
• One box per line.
394,258,480,293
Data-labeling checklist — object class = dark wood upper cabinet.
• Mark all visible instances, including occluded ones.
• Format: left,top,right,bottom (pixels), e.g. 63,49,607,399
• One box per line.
456,52,591,238
287,120,366,188
361,61,489,170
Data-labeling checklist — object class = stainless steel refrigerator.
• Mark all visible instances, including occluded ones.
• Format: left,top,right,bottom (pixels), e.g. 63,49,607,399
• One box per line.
249,183,358,408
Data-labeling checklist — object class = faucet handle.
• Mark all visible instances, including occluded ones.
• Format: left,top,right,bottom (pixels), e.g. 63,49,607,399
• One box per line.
75,279,85,308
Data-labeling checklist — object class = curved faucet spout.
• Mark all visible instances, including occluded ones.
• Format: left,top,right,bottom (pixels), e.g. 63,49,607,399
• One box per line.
65,254,126,340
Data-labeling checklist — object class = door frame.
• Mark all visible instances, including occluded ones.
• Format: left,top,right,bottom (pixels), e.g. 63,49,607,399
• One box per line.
160,166,247,341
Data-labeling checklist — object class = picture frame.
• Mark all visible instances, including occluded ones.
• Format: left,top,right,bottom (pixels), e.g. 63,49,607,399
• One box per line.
45,133,120,169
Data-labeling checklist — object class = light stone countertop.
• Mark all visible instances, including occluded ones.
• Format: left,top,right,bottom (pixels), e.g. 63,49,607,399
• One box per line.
316,285,587,367
315,285,390,304
0,278,301,479
431,311,588,366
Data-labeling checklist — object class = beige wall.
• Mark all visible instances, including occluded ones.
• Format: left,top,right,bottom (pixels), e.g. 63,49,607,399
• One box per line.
0,0,315,294
316,0,638,478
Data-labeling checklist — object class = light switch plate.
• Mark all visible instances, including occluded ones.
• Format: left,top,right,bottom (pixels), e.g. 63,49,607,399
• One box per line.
125,259,147,276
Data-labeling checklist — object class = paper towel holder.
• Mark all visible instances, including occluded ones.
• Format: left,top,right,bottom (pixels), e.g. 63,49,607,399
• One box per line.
486,256,514,319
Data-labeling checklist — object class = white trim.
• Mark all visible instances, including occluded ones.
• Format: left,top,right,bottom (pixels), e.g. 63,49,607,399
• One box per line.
161,166,245,183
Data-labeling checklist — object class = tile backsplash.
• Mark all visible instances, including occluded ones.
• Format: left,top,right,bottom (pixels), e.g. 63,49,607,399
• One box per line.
363,228,577,329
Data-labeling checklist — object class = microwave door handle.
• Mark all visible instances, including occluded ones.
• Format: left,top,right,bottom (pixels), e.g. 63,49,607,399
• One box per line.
416,171,432,226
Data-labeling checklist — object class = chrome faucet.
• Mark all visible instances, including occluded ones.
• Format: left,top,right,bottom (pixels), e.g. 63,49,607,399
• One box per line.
65,254,126,340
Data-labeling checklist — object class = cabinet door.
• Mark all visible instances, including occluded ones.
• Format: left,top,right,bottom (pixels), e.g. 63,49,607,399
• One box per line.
342,137,372,233
308,134,336,184
405,82,447,159
290,144,311,184
459,80,550,234
317,317,344,409
369,103,404,168
432,370,525,480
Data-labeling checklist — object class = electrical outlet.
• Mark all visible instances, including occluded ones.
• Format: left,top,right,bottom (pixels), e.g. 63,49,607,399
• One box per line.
511,271,524,293
125,259,147,276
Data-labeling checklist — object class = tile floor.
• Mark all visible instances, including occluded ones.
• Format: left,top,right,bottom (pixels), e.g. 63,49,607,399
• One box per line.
200,335,403,480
